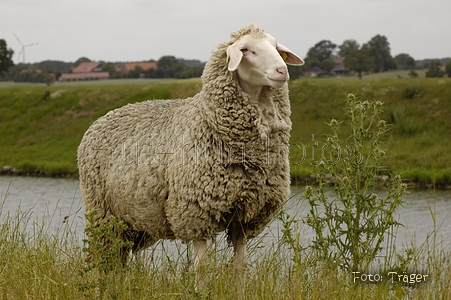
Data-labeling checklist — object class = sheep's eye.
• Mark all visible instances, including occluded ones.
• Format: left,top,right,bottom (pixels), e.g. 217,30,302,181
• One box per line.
240,48,249,54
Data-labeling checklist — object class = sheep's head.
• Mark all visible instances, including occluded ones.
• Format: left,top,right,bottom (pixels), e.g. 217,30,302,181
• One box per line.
226,28,304,100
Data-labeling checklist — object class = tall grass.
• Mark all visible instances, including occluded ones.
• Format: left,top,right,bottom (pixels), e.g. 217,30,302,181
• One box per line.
1,187,450,299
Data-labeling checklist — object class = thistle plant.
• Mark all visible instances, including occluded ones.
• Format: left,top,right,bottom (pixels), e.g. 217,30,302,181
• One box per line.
305,93,407,270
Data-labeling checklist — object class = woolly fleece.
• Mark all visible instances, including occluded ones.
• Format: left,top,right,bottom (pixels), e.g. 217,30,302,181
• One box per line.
78,24,292,250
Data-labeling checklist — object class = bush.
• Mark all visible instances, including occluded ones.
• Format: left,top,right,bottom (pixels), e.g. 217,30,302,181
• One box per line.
401,84,421,99
425,60,445,78
408,70,419,78
386,105,423,136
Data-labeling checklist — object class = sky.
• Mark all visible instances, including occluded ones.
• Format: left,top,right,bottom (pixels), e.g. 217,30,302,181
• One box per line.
1,0,450,64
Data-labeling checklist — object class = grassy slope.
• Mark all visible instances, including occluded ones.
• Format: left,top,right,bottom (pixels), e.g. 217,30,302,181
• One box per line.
289,78,451,186
1,77,450,185
0,79,202,175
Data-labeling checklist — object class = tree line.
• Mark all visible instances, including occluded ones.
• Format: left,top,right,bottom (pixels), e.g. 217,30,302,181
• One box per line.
287,35,451,79
100,56,205,80
0,41,205,84
1,38,450,83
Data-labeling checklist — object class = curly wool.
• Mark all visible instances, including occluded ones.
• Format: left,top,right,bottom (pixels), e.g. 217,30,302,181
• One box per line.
78,24,292,247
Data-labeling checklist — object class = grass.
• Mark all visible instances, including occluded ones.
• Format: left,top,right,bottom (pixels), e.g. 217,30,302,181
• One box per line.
360,69,428,80
0,186,450,299
1,77,451,185
0,78,174,88
288,77,451,186
0,79,202,176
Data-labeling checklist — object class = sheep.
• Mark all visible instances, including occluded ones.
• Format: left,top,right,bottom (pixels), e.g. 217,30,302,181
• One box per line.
77,23,304,283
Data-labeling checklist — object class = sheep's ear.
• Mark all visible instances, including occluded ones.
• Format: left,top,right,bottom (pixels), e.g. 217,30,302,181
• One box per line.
277,43,304,66
226,45,243,71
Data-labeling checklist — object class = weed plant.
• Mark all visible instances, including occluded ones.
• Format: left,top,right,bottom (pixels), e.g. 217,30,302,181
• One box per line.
303,94,408,270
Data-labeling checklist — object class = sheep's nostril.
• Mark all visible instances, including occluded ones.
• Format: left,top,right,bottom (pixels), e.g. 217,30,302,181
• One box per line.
277,68,287,75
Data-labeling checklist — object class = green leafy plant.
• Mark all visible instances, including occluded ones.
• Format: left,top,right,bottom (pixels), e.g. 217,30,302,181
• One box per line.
401,84,422,99
83,210,133,272
408,70,419,78
386,105,422,136
82,211,134,298
305,93,408,270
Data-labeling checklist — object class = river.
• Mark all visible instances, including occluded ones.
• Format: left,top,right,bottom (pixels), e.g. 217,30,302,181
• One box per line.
1,175,450,256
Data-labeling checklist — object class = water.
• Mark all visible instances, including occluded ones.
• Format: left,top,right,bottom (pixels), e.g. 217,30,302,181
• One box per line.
1,175,450,255
0,176,85,238
282,187,451,253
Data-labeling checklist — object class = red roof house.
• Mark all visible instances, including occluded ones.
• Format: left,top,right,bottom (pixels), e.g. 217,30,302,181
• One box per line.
60,62,109,81
72,62,103,73
122,62,157,72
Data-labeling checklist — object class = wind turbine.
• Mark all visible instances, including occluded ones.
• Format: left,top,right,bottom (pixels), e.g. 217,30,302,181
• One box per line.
13,33,39,63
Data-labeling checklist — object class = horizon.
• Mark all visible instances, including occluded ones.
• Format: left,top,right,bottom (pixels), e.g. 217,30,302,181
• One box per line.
9,54,451,66
2,0,450,65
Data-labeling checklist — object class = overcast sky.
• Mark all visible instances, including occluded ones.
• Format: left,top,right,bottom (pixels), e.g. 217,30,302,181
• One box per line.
1,0,450,64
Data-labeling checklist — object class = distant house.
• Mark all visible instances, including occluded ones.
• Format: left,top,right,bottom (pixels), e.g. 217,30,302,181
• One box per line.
60,62,109,81
71,62,103,73
331,57,348,76
304,67,324,77
122,62,157,73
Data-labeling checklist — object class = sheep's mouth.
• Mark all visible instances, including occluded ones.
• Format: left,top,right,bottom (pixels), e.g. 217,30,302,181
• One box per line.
267,77,288,85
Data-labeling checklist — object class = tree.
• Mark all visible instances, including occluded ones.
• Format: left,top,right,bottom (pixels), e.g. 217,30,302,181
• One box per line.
395,53,416,70
338,40,360,57
0,39,14,77
307,40,337,62
287,65,304,80
127,66,145,78
445,60,451,78
13,70,54,84
74,57,91,67
344,48,374,79
157,56,186,78
364,35,396,73
305,40,337,73
102,62,118,78
426,60,445,78
406,57,416,70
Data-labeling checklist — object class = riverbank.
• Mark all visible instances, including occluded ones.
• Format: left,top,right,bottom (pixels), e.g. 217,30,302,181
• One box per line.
1,78,450,187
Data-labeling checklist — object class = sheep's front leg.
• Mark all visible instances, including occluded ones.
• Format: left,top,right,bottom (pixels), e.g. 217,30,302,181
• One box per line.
231,228,247,269
193,239,207,291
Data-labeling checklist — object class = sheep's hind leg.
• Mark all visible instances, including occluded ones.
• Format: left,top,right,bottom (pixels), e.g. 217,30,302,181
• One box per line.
231,225,247,270
193,239,207,291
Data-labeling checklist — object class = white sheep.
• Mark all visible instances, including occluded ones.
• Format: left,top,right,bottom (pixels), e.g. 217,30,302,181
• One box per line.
78,24,303,285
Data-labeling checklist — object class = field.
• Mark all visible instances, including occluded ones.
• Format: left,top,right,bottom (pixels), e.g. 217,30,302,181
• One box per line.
358,69,427,79
1,77,451,186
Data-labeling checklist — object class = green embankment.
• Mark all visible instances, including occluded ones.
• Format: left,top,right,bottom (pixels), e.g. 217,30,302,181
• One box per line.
1,78,450,186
